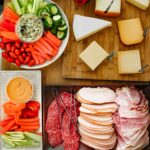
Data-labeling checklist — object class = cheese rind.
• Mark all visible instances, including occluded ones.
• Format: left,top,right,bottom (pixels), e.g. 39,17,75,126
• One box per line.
73,15,112,41
118,50,142,74
79,41,109,71
126,0,149,10
118,18,144,45
95,0,121,17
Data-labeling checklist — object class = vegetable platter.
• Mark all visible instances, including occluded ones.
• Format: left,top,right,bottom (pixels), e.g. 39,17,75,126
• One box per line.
0,0,69,69
0,71,42,150
43,84,150,150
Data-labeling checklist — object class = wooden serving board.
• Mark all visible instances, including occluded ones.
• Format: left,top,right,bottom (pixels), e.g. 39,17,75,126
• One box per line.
62,0,150,81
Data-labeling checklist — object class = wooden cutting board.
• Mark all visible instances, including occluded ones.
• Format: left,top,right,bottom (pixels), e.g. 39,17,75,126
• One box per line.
62,0,150,81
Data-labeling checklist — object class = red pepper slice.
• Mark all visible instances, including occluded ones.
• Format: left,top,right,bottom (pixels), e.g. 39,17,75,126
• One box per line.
0,21,15,32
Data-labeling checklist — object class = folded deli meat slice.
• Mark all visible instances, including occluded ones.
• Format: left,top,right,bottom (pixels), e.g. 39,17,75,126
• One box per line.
77,87,116,104
78,116,113,131
81,103,118,113
80,113,113,125
78,124,115,135
80,133,116,150
114,87,150,150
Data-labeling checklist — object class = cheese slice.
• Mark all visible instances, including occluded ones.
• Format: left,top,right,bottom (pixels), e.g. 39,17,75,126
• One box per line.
79,41,109,70
118,18,144,45
118,50,142,74
126,0,149,10
73,15,112,41
95,0,121,17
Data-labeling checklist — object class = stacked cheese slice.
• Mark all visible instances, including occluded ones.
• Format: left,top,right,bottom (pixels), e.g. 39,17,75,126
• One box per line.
76,87,118,150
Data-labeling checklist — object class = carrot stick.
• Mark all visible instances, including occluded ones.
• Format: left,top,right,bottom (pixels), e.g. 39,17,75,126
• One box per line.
36,55,46,64
3,7,19,20
46,31,61,47
33,45,48,58
31,51,40,65
21,125,40,130
39,38,58,56
17,118,39,123
0,116,14,126
35,41,51,55
0,120,16,134
0,31,18,40
44,37,58,51
17,122,39,126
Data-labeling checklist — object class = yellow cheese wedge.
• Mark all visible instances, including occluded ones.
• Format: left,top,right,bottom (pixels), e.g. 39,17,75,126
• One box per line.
118,50,142,74
126,0,149,10
118,18,144,45
79,41,109,71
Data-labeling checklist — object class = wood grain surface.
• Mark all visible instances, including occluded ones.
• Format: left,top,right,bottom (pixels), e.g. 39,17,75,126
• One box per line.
2,0,150,86
62,0,150,81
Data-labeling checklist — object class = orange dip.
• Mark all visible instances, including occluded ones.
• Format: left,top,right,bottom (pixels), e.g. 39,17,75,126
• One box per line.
6,77,33,104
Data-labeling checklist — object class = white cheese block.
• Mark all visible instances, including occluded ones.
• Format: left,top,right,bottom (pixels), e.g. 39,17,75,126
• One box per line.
126,0,149,10
95,0,121,17
118,50,142,74
73,15,112,41
79,41,109,70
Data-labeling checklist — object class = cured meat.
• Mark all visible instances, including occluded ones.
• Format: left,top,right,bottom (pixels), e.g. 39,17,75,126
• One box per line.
46,92,80,149
114,87,150,150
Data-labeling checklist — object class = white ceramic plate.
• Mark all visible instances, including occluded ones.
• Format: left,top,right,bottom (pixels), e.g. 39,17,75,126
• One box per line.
0,71,42,150
21,1,69,69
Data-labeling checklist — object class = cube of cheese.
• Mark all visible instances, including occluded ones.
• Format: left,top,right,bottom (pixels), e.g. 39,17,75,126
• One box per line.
118,18,144,45
79,41,109,71
126,0,149,10
118,50,142,74
95,0,121,17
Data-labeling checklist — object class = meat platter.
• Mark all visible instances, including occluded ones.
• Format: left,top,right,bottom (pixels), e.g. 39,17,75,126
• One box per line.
43,84,150,150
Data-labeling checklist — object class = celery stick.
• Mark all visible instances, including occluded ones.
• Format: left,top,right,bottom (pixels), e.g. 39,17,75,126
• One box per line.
11,0,22,15
32,0,43,13
7,2,15,11
18,0,26,7
3,139,16,148
24,132,41,143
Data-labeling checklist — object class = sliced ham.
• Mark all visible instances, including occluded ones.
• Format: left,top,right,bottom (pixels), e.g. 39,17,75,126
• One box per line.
114,87,150,150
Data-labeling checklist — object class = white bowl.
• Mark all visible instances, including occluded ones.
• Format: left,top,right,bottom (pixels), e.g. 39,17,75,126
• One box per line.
21,1,69,69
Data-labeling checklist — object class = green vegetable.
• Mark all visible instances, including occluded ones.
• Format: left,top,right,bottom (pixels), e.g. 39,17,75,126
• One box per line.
21,6,26,14
49,4,59,15
24,132,41,143
27,4,33,13
58,25,67,31
44,17,53,28
32,0,43,14
7,2,15,11
2,132,41,148
11,0,22,15
18,0,26,7
53,15,62,23
57,31,67,40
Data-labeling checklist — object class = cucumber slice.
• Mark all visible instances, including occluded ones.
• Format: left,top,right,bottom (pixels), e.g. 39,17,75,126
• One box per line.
44,17,53,28
50,5,59,15
53,15,62,23
60,20,66,26
57,31,67,40
58,25,67,31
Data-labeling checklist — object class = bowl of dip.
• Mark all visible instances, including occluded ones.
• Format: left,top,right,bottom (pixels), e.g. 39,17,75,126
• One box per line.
15,14,44,43
6,76,33,104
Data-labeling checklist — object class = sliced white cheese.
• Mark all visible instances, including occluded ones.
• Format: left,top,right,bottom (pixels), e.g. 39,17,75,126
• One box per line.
79,41,109,70
126,0,149,10
73,15,112,41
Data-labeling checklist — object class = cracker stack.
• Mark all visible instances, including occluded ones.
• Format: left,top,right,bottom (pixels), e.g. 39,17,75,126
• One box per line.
76,87,118,150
